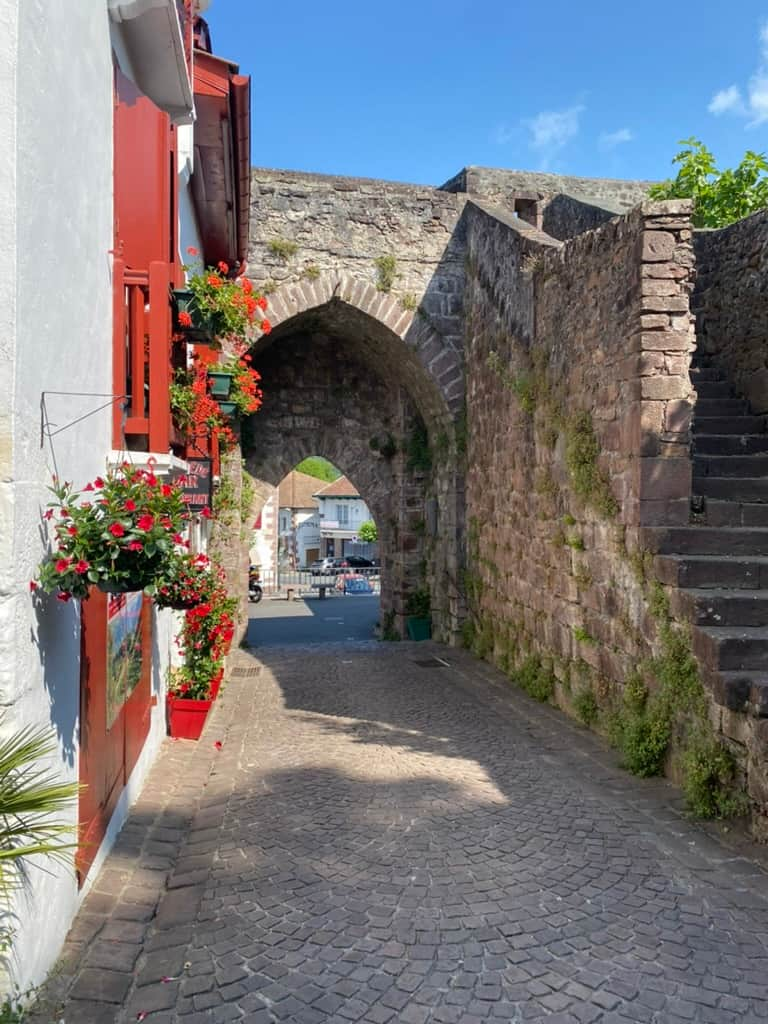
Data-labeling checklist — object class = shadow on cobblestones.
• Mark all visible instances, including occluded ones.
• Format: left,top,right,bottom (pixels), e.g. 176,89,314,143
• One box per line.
29,644,768,1024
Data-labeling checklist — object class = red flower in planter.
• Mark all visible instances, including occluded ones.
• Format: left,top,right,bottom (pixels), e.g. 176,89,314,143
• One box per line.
74,560,90,575
108,522,125,538
178,310,193,328
125,499,136,512
136,514,154,531
55,558,71,573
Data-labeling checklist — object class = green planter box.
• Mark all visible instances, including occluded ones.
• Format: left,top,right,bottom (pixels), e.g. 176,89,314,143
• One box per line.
217,400,238,418
207,371,233,399
406,616,432,641
171,288,221,346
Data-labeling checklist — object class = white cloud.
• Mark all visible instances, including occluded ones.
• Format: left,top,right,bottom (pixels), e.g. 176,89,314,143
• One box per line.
493,123,515,145
598,128,634,150
708,85,745,116
708,21,768,125
525,105,584,167
748,71,768,124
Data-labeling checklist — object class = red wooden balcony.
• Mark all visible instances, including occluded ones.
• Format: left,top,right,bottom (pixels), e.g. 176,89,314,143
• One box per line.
112,259,173,454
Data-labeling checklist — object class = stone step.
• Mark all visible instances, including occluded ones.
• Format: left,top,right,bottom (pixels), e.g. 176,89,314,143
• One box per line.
693,415,766,435
694,398,749,417
693,500,768,527
691,380,734,400
693,434,768,455
693,626,768,672
690,366,725,382
676,589,768,627
693,454,768,477
703,671,768,716
693,477,768,502
643,526,768,556
655,554,768,589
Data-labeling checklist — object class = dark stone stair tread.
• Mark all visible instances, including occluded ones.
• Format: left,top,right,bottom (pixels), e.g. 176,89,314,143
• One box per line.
693,416,766,433
693,455,768,476
679,589,768,626
693,435,768,454
694,399,750,415
693,478,768,501
644,526,768,556
705,671,768,715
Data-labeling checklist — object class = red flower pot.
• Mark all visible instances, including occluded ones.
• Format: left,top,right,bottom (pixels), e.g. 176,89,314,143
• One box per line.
210,669,224,701
166,695,212,740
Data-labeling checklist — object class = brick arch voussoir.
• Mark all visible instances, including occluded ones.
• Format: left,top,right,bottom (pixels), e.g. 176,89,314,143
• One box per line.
253,272,462,424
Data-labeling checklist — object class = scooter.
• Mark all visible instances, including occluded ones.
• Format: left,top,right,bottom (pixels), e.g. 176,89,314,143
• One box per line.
248,566,263,603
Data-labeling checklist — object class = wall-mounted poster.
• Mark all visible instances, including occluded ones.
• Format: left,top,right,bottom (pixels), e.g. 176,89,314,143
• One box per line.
106,591,144,728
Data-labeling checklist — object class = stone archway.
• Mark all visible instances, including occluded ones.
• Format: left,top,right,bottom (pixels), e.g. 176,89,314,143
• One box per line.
238,278,465,640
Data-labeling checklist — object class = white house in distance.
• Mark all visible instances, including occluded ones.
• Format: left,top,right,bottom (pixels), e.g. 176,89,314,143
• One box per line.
277,471,321,569
314,476,378,561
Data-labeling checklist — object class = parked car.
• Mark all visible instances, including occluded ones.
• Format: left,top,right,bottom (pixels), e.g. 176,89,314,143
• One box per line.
310,555,375,574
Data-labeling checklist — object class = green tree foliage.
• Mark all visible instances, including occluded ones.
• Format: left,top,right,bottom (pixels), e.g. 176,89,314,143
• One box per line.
358,519,377,543
295,457,341,483
649,138,768,227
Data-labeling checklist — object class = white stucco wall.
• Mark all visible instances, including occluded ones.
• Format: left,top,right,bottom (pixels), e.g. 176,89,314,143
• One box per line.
1,0,116,993
0,2,199,996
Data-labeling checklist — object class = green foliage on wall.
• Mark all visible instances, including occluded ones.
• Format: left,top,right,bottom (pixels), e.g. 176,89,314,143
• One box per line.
649,138,768,228
374,254,399,292
565,411,618,518
406,419,432,473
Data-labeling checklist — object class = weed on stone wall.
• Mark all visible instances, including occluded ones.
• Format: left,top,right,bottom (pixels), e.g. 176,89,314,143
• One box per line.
374,255,399,292
381,609,400,641
514,655,556,702
400,292,418,312
565,411,618,518
268,238,298,261
406,419,431,473
573,688,599,726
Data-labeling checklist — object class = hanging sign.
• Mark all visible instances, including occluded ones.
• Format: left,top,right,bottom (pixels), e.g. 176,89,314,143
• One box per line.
182,458,212,512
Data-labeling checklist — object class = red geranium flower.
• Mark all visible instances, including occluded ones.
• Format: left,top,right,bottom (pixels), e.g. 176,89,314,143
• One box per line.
56,592,72,603
261,319,272,334
108,522,125,537
94,477,104,488
256,296,267,311
178,311,193,327
125,499,136,512
29,580,38,592
55,558,70,573
186,246,198,256
217,261,229,273
74,560,90,574
136,514,154,531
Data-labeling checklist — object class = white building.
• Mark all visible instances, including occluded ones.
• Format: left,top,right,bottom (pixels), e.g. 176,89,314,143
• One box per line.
314,477,378,560
0,0,249,995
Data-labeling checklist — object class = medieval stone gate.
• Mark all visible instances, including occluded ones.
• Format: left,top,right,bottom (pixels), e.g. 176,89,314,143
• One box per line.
212,163,768,831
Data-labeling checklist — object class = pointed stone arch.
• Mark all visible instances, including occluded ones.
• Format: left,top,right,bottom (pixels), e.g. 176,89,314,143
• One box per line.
236,283,465,641
251,271,464,425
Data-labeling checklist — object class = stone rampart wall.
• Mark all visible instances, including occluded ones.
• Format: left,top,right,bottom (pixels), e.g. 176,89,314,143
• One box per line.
442,165,653,213
693,210,768,411
462,199,695,704
541,193,618,241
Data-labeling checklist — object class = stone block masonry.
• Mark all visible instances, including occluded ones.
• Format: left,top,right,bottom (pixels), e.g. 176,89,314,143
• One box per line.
694,210,768,413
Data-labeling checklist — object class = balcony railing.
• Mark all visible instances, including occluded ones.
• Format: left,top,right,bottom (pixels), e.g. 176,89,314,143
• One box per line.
112,259,172,453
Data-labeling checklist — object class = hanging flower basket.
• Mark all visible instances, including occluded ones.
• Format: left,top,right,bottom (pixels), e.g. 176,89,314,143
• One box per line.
31,466,188,602
179,250,272,346
207,371,233,399
96,578,150,595
171,288,222,347
217,400,238,418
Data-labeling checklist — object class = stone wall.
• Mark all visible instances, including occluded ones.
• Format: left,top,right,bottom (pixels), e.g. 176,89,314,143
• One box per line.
541,193,618,241
462,198,696,710
249,167,467,413
693,210,768,411
441,165,652,214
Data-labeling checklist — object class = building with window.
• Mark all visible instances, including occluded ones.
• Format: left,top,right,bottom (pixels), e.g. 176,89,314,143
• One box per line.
314,477,378,560
0,0,249,993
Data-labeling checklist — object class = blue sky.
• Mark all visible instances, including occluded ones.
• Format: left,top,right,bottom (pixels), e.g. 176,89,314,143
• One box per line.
206,1,768,186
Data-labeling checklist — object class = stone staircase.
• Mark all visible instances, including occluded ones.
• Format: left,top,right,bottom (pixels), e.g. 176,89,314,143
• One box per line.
645,360,768,718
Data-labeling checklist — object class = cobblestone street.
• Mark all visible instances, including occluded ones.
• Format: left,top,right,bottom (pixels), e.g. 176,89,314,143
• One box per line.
35,642,768,1024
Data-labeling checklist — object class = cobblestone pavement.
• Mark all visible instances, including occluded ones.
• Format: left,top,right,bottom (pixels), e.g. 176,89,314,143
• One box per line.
33,642,768,1024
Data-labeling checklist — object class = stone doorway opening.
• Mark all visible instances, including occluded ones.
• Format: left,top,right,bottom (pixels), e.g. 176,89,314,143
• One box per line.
237,289,463,641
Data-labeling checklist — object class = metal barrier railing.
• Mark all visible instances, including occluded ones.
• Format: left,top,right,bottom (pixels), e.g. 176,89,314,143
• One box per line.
256,566,381,597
